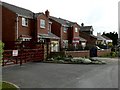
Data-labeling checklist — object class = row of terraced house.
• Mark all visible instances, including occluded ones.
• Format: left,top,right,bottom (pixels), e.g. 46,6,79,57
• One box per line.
1,2,98,52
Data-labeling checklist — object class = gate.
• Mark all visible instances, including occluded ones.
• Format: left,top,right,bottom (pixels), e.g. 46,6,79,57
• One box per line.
90,47,97,57
2,48,44,66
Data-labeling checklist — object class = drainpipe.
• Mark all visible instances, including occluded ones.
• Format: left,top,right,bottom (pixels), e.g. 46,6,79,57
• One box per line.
16,15,19,39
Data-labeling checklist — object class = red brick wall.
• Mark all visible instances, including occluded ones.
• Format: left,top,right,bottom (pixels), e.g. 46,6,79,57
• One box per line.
65,49,111,57
18,16,34,38
72,24,80,38
50,19,61,37
66,51,89,57
2,6,16,42
61,26,68,40
79,31,96,45
97,49,111,57
37,14,48,34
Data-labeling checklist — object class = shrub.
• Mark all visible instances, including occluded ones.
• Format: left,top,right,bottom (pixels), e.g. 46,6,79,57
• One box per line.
0,41,4,60
110,51,117,58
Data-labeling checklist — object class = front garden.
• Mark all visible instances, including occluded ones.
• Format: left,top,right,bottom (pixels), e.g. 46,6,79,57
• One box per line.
45,55,106,65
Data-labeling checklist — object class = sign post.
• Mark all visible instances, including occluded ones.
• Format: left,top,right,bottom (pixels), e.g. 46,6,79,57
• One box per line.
12,50,18,56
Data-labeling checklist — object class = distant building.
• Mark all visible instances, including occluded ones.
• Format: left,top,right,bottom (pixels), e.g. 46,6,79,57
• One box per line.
96,33,112,45
80,23,97,46
50,17,86,49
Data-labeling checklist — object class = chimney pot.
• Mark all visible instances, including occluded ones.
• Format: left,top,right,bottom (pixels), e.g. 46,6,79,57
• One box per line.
81,23,84,26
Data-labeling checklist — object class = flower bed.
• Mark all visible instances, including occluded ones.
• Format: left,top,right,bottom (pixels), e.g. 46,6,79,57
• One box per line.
45,56,106,65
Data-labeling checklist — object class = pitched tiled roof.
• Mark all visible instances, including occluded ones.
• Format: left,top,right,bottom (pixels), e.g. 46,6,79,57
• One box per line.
50,16,75,27
38,32,60,40
80,26,93,32
96,36,103,41
2,2,34,19
90,34,97,39
34,13,44,18
101,35,112,40
79,36,87,42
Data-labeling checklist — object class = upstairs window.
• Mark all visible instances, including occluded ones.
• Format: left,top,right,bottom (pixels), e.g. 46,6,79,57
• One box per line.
22,17,28,27
40,19,45,28
75,27,78,32
64,27,67,33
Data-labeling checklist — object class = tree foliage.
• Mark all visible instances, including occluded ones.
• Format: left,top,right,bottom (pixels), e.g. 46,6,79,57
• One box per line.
102,32,118,46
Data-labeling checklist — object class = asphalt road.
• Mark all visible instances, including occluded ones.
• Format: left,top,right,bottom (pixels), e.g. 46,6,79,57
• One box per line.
2,57,118,88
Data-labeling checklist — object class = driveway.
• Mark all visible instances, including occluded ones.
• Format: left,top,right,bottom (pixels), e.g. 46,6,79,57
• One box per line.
2,57,118,88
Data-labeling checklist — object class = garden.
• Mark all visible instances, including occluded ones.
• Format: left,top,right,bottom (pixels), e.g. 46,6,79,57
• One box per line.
45,54,106,65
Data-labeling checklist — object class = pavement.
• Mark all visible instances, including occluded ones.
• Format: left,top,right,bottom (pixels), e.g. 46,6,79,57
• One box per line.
2,57,119,89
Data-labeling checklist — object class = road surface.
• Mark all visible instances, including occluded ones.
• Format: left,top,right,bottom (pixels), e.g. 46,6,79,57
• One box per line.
2,57,118,88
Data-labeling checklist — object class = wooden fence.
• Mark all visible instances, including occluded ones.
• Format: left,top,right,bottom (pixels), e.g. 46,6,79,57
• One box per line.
2,48,44,66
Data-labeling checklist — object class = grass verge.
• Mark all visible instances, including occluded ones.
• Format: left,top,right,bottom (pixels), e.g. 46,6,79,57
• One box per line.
2,81,19,90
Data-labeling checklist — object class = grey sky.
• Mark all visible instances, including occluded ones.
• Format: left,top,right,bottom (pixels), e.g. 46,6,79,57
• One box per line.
2,0,119,35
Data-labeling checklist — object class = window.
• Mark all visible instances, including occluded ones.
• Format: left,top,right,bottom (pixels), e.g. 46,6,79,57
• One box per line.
22,17,28,26
22,38,31,41
75,27,78,32
63,40,68,48
48,23,51,32
64,27,67,33
40,19,45,28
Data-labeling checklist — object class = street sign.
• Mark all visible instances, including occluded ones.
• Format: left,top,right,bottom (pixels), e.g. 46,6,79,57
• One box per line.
12,50,18,56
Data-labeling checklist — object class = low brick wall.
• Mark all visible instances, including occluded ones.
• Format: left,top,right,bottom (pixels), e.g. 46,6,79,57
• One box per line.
97,49,111,57
65,49,111,57
65,51,89,57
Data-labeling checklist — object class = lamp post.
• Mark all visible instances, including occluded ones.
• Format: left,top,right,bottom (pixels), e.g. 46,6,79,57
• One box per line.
18,39,24,66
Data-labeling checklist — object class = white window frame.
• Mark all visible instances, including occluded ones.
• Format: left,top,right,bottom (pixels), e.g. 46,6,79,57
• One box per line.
22,17,28,27
75,27,78,32
63,40,68,48
40,19,45,28
22,38,31,41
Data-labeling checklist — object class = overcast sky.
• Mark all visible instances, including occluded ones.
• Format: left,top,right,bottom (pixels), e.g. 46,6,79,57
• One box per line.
2,0,119,35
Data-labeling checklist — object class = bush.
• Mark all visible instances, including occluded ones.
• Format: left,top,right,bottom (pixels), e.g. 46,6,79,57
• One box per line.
0,41,4,60
110,51,117,58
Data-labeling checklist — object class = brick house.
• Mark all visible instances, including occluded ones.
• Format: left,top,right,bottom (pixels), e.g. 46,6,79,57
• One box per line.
2,2,35,49
96,33,112,45
80,23,97,46
1,2,60,52
49,17,86,50
35,11,60,52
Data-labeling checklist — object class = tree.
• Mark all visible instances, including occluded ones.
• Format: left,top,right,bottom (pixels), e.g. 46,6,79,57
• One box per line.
102,32,118,46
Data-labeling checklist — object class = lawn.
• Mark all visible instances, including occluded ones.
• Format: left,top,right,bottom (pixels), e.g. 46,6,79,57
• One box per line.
2,81,19,90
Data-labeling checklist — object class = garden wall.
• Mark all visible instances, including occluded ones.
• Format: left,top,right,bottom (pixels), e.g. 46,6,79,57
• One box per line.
65,51,89,57
97,49,111,57
65,49,111,57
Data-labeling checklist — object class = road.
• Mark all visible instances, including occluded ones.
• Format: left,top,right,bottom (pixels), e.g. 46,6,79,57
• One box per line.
2,57,118,88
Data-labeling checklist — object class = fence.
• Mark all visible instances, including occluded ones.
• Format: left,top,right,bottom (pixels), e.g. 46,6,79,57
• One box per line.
2,48,44,66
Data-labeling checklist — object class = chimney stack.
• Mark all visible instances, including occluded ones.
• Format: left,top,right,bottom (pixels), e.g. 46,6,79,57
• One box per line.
81,23,84,27
45,10,49,18
97,33,101,36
